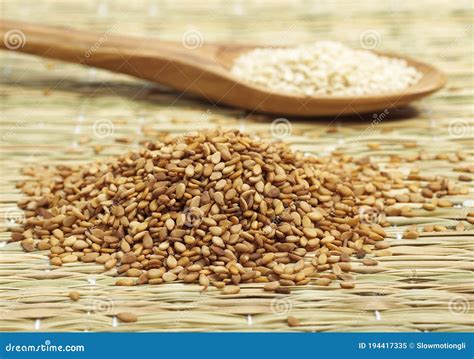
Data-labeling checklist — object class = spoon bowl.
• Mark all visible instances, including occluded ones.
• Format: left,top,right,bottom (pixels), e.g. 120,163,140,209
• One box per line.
0,20,446,116
213,45,446,116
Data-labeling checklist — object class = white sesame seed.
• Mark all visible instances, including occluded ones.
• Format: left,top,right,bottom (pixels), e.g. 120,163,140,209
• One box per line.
231,41,422,96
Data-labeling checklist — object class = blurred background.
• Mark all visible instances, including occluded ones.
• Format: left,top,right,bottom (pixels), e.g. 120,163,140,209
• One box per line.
1,0,472,137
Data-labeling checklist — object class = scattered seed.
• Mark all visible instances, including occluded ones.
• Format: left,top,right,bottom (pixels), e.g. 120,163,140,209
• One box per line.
116,278,135,286
117,312,137,323
275,287,291,294
422,203,436,211
404,230,419,239
433,225,447,232
315,278,332,286
163,272,178,282
69,291,80,301
223,285,240,295
287,315,300,327
423,225,434,232
263,281,280,292
20,239,35,252
10,232,25,241
340,282,355,289
375,249,392,257
437,200,453,208
362,258,378,266
199,274,209,287
61,254,78,263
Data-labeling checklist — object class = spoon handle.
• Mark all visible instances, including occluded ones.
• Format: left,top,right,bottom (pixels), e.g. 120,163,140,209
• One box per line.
0,19,216,83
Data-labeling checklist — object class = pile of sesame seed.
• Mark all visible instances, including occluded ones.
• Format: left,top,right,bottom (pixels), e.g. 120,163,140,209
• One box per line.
231,41,422,96
11,130,470,293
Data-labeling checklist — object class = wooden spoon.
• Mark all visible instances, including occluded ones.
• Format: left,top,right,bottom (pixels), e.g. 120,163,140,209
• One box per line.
0,19,446,116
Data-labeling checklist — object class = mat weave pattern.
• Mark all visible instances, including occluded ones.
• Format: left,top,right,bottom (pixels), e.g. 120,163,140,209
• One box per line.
0,0,472,332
